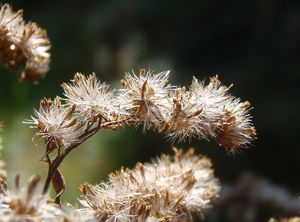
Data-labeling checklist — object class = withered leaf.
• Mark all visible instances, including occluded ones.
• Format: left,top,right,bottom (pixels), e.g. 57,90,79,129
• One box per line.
52,169,65,205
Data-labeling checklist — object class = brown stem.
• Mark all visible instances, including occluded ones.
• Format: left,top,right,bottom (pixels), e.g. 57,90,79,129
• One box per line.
42,117,133,195
42,123,102,194
42,147,72,194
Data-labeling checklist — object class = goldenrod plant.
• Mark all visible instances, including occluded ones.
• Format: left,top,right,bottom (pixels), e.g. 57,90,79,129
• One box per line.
0,3,271,222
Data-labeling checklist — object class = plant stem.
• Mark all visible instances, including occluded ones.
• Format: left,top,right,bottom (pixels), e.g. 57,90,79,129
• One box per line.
42,118,132,195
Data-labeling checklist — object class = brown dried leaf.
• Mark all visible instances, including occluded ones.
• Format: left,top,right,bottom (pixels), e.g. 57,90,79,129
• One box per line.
52,169,65,205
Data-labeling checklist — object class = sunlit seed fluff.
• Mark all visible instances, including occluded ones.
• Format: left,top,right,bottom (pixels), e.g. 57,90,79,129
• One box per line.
78,148,220,222
119,69,173,130
164,87,210,142
0,175,65,222
217,98,256,151
163,76,229,142
24,97,83,150
189,75,230,130
164,75,256,151
19,22,51,82
0,4,25,71
0,4,50,82
0,4,24,42
62,73,123,122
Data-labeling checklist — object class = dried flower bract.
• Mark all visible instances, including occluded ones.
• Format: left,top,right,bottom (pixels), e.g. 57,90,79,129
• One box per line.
0,4,50,82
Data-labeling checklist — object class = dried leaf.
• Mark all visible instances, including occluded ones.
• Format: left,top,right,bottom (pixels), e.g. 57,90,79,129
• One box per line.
52,169,65,205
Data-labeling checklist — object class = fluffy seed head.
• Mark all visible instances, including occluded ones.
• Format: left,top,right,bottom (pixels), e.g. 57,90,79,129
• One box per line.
24,97,83,151
163,87,209,142
164,75,256,151
78,148,220,221
119,69,173,130
217,99,256,151
0,4,50,82
62,73,123,122
0,175,65,222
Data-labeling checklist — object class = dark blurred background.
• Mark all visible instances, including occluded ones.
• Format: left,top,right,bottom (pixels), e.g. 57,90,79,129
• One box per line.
0,0,300,220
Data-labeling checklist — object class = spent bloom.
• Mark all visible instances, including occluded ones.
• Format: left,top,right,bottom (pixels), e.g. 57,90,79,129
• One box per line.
119,69,173,130
188,75,256,150
77,148,220,222
162,86,211,142
217,98,256,151
0,175,65,222
0,3,50,82
25,97,83,151
62,73,123,122
119,71,256,150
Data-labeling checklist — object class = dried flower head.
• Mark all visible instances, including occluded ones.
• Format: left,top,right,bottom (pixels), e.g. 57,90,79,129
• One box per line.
62,73,122,122
78,148,220,222
0,4,50,82
217,99,256,151
189,75,256,151
0,175,65,222
118,70,256,150
25,97,83,153
163,86,210,142
119,69,173,130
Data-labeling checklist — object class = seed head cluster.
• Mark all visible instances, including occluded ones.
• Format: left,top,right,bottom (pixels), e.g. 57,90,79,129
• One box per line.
76,148,220,222
0,149,219,222
26,69,256,155
0,4,50,82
